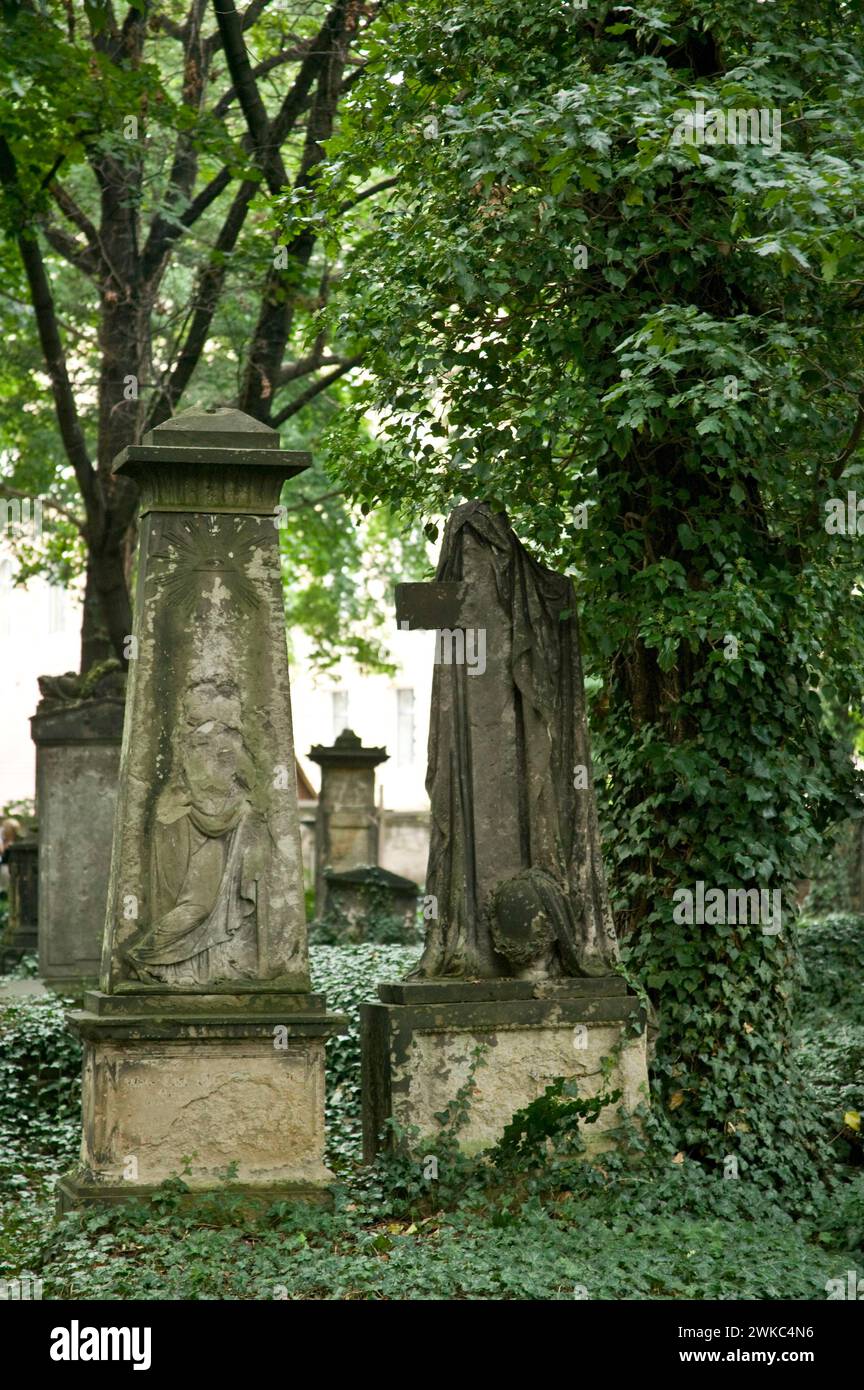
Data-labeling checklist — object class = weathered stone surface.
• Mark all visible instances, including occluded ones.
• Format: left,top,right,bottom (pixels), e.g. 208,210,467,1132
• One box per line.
377,976,629,1004
31,698,123,984
71,1027,331,1191
63,407,344,1209
103,414,310,991
396,501,619,981
362,984,648,1160
308,728,388,918
322,865,418,939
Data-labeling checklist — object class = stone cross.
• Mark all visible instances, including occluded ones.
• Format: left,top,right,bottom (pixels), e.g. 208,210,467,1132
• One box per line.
394,500,619,981
396,527,523,961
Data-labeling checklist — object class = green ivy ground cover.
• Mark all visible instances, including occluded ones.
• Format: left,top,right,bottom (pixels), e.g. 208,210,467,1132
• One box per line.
0,931,860,1301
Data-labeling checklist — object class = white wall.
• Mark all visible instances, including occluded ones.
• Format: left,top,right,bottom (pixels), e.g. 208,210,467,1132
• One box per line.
290,624,434,814
0,557,81,805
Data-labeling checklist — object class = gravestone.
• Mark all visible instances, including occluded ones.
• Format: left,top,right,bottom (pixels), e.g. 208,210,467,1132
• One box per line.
321,865,419,941
0,836,39,968
362,501,648,1159
31,675,125,985
308,728,389,917
58,407,344,1211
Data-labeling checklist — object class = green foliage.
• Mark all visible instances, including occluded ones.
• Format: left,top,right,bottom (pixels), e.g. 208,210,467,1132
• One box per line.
795,913,864,1165
493,1079,622,1171
280,473,430,675
802,823,864,919
0,0,427,669
0,992,80,1202
798,913,864,1024
310,943,420,1165
310,0,864,1184
1,932,862,1298
1,952,40,980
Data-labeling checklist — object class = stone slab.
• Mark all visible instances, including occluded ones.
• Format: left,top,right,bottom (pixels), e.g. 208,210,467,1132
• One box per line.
64,1017,338,1197
377,976,628,1005
82,986,329,1016
0,978,49,1001
68,993,346,1043
56,1175,334,1213
34,736,121,984
362,995,648,1160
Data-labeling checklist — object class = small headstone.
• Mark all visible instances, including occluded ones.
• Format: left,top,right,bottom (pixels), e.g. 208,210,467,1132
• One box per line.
321,865,418,942
0,835,39,968
30,683,124,984
308,728,388,918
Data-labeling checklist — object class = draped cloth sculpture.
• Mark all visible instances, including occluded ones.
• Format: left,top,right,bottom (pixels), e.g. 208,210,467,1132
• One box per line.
398,501,619,980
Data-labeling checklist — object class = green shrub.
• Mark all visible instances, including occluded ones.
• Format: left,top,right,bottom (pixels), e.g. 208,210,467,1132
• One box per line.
0,993,81,1200
798,912,864,1024
310,943,419,1165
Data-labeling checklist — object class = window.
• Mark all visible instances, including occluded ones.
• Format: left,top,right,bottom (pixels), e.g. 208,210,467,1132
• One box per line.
397,688,415,767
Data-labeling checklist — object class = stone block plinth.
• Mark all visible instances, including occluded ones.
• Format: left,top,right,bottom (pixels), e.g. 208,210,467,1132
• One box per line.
361,978,648,1160
59,989,345,1208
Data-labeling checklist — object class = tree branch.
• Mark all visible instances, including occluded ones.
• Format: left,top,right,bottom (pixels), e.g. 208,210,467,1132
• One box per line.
829,392,864,480
268,2,349,153
212,45,309,118
339,175,398,215
212,0,288,193
40,221,102,278
278,351,349,385
0,137,99,528
142,0,212,283
270,354,360,424
145,177,259,428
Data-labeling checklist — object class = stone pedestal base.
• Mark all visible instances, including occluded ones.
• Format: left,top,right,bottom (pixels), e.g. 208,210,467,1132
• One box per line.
361,978,648,1160
60,989,346,1209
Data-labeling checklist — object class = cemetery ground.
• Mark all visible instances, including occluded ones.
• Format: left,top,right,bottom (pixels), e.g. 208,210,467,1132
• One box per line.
0,923,861,1302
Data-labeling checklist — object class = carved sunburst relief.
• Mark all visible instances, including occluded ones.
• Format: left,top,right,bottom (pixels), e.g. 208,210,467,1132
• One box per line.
150,515,262,616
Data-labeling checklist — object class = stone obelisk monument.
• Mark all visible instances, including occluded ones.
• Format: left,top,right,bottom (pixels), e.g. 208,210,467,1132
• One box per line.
59,407,343,1210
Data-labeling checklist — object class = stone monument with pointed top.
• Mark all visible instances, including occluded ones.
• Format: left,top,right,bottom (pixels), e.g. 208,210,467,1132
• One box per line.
58,407,344,1210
